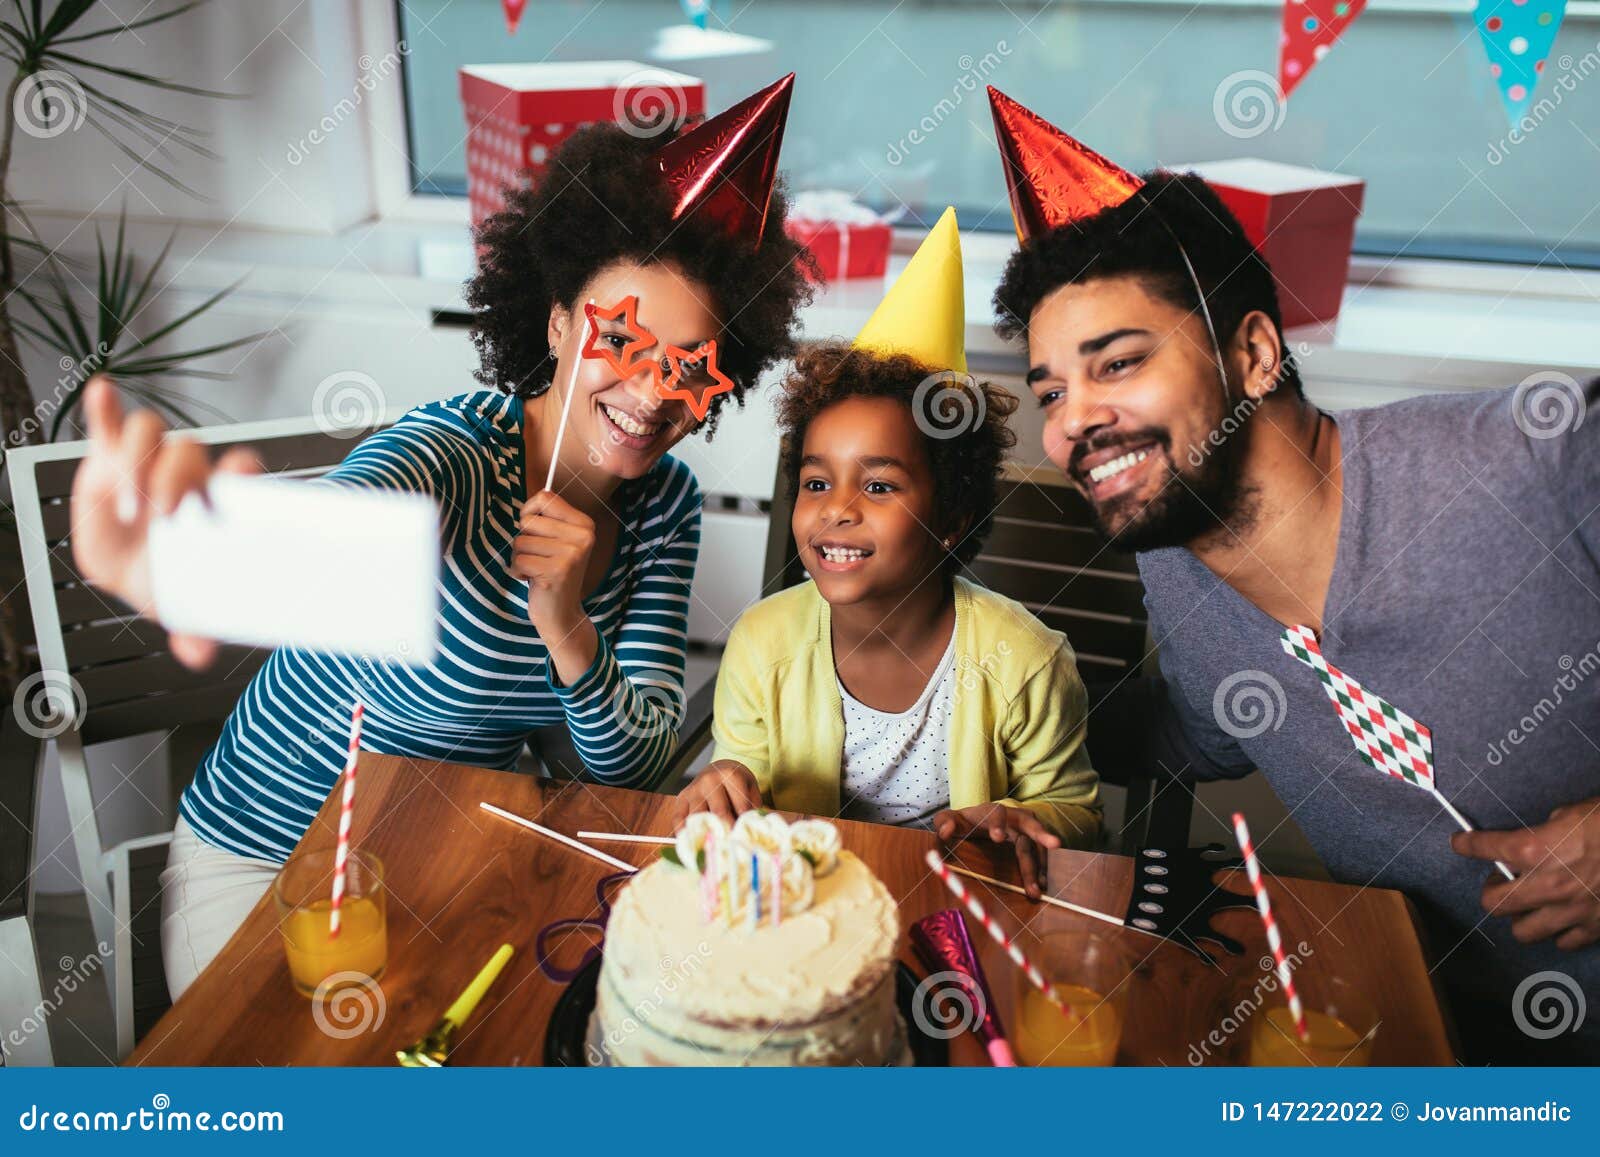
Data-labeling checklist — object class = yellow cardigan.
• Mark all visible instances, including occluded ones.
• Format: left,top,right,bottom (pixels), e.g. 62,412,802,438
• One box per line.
709,576,1102,847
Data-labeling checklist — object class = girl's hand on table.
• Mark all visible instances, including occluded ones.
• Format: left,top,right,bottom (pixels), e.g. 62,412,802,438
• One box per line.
71,377,263,670
933,803,1061,900
676,760,763,826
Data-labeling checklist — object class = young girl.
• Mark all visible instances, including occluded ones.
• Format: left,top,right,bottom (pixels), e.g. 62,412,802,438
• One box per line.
71,78,815,996
678,209,1101,895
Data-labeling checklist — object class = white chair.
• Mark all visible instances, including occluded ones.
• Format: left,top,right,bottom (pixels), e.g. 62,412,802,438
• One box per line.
9,411,399,1059
1,705,53,1066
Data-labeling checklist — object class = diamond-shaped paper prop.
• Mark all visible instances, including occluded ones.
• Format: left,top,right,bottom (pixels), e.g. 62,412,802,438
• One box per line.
581,296,658,381
1279,0,1369,101
1280,624,1514,881
1280,624,1433,787
657,340,734,422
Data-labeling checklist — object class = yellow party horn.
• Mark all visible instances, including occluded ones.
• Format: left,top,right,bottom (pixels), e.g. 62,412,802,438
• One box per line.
396,943,514,1067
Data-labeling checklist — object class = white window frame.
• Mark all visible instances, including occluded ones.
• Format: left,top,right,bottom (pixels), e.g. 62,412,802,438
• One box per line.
360,0,1600,301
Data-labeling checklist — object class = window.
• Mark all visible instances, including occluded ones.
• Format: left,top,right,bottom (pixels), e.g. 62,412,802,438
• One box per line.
396,0,1600,268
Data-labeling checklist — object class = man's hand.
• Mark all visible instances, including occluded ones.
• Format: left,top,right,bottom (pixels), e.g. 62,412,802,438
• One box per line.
933,803,1060,900
676,760,763,825
1452,797,1600,950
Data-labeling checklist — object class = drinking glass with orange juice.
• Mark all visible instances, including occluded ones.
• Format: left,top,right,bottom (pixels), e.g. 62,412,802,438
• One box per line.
273,849,387,997
1012,930,1134,1066
1248,974,1378,1066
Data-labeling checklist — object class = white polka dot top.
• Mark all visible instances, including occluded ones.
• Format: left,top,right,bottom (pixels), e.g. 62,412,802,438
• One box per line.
837,632,957,829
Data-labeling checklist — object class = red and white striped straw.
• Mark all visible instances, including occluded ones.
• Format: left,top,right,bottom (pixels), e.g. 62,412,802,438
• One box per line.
327,701,365,939
924,850,1075,1023
1231,812,1309,1042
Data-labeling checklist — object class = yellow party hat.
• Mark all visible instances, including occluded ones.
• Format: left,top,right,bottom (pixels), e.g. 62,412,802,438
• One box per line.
852,206,966,374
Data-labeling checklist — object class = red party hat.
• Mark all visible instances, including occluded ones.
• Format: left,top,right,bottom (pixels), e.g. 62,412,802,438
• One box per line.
987,86,1143,244
652,73,794,247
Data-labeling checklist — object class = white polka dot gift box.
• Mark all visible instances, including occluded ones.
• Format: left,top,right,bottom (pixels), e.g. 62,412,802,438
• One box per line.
458,62,705,230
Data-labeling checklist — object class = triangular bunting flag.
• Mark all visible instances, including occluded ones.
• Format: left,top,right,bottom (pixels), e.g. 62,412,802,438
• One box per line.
1279,0,1369,101
1473,0,1569,127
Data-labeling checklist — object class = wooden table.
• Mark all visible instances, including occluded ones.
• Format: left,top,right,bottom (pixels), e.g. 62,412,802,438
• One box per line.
129,754,1456,1066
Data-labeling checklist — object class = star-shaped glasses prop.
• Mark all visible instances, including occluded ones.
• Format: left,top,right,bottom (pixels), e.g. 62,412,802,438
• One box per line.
580,296,657,381
657,341,735,422
579,296,736,423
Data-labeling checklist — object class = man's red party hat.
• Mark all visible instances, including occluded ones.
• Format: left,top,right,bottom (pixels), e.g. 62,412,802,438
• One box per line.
652,73,794,246
987,86,1143,244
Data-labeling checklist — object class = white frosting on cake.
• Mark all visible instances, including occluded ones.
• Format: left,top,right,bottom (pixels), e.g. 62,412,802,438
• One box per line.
589,817,906,1066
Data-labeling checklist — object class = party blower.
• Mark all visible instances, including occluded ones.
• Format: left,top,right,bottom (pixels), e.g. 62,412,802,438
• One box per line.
396,944,515,1067
911,909,1015,1066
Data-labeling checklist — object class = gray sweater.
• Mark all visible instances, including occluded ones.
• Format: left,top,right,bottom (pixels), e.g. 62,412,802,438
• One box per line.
1123,380,1600,1063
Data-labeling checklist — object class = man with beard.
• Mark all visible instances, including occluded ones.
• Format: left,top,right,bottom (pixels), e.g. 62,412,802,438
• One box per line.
987,87,1600,1063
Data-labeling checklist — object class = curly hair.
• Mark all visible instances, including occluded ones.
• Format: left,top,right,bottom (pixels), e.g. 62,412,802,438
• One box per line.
775,343,1019,572
993,170,1302,396
465,123,817,436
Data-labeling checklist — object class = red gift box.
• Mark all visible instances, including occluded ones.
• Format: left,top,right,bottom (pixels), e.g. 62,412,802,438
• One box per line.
1181,159,1365,328
460,62,705,230
786,219,893,283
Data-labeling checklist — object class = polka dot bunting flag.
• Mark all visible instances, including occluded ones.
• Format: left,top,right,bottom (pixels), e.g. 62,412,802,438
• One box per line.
1474,0,1569,127
1278,0,1369,101
502,0,526,37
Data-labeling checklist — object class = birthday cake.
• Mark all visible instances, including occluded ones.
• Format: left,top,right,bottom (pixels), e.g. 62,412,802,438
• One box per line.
589,812,909,1066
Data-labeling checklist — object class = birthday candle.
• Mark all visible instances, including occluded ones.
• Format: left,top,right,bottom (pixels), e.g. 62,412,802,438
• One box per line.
722,840,734,928
749,851,759,931
700,830,716,922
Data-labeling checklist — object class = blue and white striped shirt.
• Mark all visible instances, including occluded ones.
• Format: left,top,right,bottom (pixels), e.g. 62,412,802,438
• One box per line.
179,390,701,862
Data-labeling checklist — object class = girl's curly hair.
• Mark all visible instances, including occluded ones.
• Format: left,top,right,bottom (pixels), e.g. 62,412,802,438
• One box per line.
776,343,1019,572
465,123,817,437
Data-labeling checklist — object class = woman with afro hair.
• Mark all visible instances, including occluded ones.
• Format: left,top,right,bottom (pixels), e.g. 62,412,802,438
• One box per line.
70,82,816,998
